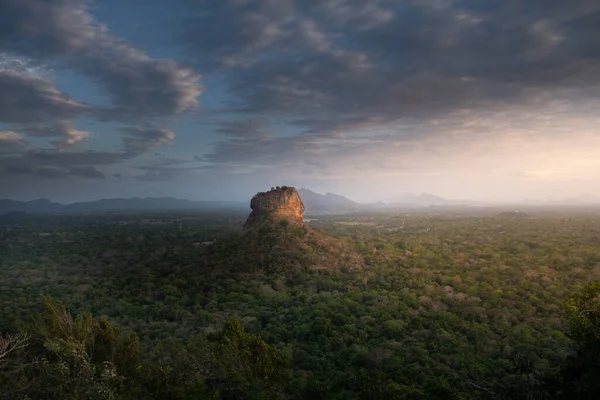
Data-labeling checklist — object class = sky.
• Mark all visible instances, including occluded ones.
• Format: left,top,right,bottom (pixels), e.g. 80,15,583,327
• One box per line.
1,0,600,203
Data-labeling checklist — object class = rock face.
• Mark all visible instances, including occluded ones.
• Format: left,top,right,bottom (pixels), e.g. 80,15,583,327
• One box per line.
244,186,305,228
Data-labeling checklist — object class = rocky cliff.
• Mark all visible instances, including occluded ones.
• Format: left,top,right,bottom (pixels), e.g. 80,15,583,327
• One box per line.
244,186,305,228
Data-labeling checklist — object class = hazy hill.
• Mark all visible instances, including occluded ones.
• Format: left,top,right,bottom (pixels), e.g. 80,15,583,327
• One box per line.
297,189,359,213
385,192,455,207
0,199,65,214
398,192,449,205
551,193,600,206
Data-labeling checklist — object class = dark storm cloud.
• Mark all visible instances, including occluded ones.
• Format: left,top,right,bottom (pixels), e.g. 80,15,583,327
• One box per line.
0,0,201,122
181,0,600,133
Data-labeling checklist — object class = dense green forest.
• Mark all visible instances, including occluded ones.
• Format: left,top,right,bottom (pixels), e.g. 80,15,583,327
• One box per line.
2,209,600,399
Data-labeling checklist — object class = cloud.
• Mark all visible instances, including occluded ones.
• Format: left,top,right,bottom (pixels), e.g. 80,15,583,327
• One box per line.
10,163,103,180
120,127,175,153
20,121,92,149
204,126,415,177
168,0,600,202
0,132,27,154
16,150,127,169
194,97,600,199
0,124,177,185
3,165,33,174
0,0,205,190
0,53,52,76
215,119,271,139
0,0,203,188
69,165,105,179
0,148,129,184
0,70,90,124
0,0,202,122
179,0,295,70
0,59,92,149
180,0,600,133
35,166,69,179
134,171,169,182
132,157,205,182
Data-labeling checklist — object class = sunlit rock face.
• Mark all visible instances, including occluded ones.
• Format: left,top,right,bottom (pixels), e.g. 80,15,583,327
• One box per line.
244,186,305,228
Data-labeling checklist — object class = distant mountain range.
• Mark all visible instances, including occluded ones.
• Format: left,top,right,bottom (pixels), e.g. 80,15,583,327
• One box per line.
0,190,363,215
297,190,468,212
2,191,599,215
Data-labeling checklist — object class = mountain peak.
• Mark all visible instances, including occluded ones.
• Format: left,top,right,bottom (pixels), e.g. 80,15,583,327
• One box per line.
297,188,357,212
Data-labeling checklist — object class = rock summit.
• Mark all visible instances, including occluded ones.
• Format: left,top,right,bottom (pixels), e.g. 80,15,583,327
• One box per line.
244,186,305,228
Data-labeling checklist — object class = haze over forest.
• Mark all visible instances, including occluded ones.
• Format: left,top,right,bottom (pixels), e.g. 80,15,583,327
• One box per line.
2,0,600,203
